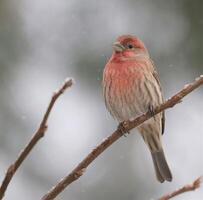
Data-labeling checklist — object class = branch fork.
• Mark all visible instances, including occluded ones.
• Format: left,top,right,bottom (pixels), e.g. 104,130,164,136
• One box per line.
0,78,73,200
0,75,203,200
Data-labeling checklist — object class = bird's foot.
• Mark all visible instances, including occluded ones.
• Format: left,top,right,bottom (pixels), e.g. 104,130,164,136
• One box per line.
118,121,130,137
148,105,156,117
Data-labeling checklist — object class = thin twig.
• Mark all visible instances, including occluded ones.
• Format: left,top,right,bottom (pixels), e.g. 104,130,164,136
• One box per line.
42,75,203,200
158,176,202,200
0,78,73,200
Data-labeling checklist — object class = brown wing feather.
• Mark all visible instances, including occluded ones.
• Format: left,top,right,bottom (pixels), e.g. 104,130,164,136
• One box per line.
150,59,165,135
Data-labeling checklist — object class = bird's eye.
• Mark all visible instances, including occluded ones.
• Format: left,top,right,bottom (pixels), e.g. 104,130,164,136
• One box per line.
127,44,133,49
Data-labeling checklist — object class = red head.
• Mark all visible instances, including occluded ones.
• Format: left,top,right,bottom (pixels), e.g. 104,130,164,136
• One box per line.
112,35,149,58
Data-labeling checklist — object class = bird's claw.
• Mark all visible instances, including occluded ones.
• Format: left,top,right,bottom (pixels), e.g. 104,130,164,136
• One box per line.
148,105,156,117
118,121,130,137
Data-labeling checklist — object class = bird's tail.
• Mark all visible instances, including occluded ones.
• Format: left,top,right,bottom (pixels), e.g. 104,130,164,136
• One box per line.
151,149,172,183
140,129,172,183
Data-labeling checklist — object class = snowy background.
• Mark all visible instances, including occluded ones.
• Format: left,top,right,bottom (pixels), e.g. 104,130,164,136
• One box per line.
0,0,202,199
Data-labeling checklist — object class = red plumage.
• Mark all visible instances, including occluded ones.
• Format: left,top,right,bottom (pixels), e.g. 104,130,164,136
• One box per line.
103,35,172,183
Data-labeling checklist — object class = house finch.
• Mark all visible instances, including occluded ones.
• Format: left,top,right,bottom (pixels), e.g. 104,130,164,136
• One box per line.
103,35,172,183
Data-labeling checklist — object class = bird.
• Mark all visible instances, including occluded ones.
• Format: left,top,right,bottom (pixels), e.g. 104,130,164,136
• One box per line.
102,35,172,183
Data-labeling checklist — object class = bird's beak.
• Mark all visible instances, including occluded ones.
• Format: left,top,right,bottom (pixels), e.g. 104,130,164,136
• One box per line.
113,42,125,52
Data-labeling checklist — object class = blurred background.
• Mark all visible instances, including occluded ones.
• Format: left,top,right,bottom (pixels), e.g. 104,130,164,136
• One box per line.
0,0,202,199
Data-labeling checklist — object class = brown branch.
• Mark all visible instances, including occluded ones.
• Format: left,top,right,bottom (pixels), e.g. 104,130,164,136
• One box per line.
158,176,202,200
0,78,73,200
42,75,203,200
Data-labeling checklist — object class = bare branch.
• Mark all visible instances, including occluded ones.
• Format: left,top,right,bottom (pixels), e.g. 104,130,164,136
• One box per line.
42,75,203,200
158,176,202,200
0,78,73,200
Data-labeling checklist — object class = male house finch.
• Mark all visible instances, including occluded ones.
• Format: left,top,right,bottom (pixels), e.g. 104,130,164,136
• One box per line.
103,35,172,183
